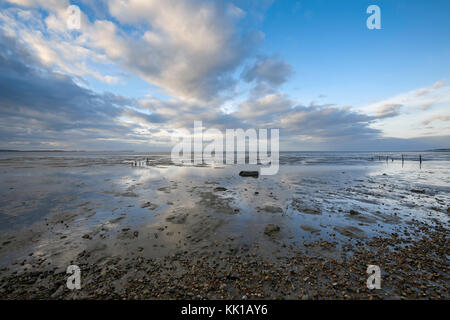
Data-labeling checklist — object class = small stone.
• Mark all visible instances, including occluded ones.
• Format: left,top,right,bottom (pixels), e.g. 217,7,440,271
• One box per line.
239,171,259,178
141,202,158,210
214,187,227,192
264,224,280,236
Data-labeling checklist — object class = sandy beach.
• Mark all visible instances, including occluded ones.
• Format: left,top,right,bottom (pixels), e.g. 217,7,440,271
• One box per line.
0,151,448,299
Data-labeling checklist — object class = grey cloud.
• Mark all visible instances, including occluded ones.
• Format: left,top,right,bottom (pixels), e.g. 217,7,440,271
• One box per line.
232,92,382,143
231,90,379,141
242,55,293,87
0,34,138,149
1,32,445,152
235,93,293,120
278,105,380,139
122,108,167,125
137,97,249,132
280,134,450,151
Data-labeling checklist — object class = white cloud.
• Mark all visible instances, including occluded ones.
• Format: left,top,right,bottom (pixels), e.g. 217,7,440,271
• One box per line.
375,104,403,118
3,0,264,101
360,81,450,116
98,0,263,102
422,115,450,126
0,5,120,84
433,80,445,89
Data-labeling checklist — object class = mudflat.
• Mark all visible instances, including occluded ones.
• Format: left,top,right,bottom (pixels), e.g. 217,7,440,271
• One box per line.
0,151,448,299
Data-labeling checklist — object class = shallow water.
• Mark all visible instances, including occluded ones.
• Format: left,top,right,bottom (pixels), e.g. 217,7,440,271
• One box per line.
0,151,448,270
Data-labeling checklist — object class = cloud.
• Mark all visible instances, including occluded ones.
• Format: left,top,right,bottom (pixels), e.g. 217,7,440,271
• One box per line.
0,4,120,85
422,115,450,126
234,93,293,120
232,93,382,143
420,102,434,110
359,81,450,140
360,81,450,117
280,135,450,151
1,1,448,151
416,89,428,97
433,80,445,89
95,0,263,102
242,55,293,87
375,104,403,118
2,0,264,102
0,34,138,149
0,35,384,150
240,55,293,98
278,105,379,140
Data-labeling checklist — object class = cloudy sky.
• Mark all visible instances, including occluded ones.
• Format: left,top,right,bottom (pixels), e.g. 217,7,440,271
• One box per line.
0,0,449,151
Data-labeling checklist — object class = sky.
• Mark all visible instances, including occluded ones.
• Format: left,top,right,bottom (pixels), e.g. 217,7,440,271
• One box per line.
0,0,449,151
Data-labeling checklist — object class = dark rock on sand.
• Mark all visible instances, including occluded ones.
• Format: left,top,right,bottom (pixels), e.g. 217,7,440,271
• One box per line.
141,202,158,210
264,224,280,236
239,171,259,178
214,187,227,192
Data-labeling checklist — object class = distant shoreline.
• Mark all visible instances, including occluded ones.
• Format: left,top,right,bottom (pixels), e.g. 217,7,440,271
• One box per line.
1,149,449,153
0,150,78,153
0,150,132,153
426,148,450,152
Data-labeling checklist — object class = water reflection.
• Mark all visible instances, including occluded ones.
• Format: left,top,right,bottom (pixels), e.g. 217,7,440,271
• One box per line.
0,151,448,269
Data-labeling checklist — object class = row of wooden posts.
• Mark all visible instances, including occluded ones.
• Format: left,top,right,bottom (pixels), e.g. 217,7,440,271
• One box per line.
372,154,423,169
130,155,425,169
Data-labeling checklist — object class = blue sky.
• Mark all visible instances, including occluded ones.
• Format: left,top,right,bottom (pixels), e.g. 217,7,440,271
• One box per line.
261,0,450,104
0,0,449,151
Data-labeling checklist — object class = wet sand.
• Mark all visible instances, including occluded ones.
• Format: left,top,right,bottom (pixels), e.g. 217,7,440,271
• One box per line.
0,152,448,299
